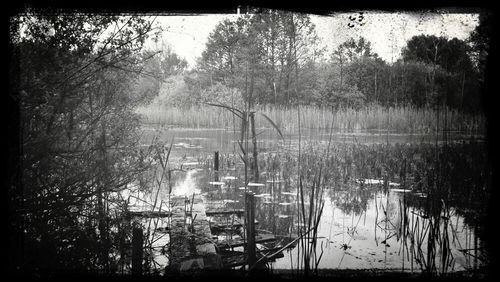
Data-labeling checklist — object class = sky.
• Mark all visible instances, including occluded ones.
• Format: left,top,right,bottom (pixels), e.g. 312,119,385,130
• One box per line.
148,11,479,68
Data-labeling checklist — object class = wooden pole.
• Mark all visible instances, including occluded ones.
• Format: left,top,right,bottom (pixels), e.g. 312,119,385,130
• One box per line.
132,226,143,276
245,192,256,268
214,151,219,181
250,113,259,182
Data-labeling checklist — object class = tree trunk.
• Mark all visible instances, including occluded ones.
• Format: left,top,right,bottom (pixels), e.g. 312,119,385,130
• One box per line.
250,113,259,182
98,121,109,271
132,227,144,276
245,193,256,268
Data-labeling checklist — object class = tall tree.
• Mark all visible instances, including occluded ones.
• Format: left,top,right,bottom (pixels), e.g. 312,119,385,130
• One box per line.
469,11,493,85
402,35,479,111
323,37,379,108
336,37,374,63
160,45,188,77
196,9,323,107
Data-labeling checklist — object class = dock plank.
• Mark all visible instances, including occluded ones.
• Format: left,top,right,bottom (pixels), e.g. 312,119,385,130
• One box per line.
216,234,276,249
129,210,172,218
206,209,245,216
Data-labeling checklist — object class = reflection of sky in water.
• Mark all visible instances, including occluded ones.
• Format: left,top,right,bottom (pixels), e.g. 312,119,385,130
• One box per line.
163,167,483,272
170,169,202,196
271,190,480,271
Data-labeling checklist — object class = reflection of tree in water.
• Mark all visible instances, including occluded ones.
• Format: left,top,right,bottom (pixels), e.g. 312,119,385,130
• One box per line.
333,188,374,216
254,198,296,237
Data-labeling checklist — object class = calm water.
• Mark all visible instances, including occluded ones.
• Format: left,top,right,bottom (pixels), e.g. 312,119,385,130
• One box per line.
139,126,485,160
137,125,487,273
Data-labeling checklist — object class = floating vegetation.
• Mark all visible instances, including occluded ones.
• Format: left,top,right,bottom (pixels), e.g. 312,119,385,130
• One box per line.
222,176,238,180
389,188,412,193
248,183,266,187
356,179,384,185
174,142,204,149
222,199,238,204
254,193,271,198
209,181,226,185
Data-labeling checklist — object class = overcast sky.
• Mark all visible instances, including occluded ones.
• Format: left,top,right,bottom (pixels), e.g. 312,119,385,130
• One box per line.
148,11,479,68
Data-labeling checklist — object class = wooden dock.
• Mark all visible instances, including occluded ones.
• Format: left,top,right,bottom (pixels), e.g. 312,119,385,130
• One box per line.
126,164,291,273
209,220,259,232
167,194,220,271
206,209,245,216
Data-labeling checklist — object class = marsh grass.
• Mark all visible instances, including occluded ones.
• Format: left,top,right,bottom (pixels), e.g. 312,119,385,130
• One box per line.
196,135,488,274
258,135,488,272
136,104,485,134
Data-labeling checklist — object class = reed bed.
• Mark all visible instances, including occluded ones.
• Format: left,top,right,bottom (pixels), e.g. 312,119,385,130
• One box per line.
196,134,489,274
263,139,489,274
210,139,491,212
136,104,486,134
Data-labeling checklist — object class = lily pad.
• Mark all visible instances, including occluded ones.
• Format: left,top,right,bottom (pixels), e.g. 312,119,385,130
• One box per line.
248,183,265,187
222,176,237,180
390,188,411,193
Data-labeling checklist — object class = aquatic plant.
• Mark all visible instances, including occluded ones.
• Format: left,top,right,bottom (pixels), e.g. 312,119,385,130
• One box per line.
136,104,485,134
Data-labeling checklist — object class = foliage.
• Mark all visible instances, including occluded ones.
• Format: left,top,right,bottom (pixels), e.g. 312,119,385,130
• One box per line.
334,37,375,64
11,12,158,274
194,9,324,107
402,35,473,74
469,11,493,87
160,45,188,77
400,35,481,111
199,82,244,106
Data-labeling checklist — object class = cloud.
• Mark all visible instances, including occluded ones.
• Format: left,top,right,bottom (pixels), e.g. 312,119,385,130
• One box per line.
150,14,238,68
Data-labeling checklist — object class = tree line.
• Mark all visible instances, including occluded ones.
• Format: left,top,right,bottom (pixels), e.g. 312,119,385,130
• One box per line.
159,9,490,113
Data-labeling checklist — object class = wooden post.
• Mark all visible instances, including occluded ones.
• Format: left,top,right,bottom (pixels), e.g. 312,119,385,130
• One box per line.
250,113,259,182
245,192,256,268
132,226,143,276
214,151,219,181
474,223,478,270
402,158,407,189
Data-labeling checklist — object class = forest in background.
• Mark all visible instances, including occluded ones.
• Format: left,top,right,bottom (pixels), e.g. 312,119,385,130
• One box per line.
137,9,492,114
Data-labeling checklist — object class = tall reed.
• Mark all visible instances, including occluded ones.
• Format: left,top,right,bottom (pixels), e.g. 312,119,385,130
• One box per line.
136,104,486,134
